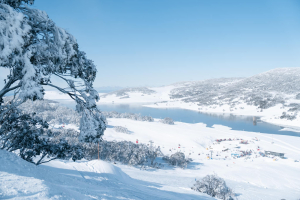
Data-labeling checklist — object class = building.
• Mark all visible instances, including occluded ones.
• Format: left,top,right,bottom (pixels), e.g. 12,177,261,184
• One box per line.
264,151,285,158
231,153,241,158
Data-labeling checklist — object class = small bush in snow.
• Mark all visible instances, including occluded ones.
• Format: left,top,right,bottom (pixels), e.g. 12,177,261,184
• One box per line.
159,117,174,125
280,112,296,120
102,87,156,97
52,128,80,145
83,140,163,167
191,174,234,200
163,152,191,168
102,111,154,122
114,126,129,134
119,95,130,99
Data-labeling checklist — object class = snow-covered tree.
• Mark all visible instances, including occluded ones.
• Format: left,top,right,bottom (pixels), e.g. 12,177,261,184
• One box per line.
1,0,34,8
114,126,130,134
102,111,154,122
0,0,105,163
159,117,174,125
191,174,234,200
83,140,163,167
163,152,191,168
0,105,84,165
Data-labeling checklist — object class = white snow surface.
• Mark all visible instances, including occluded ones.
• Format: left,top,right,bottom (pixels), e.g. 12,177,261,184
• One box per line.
2,119,300,199
98,85,176,104
0,148,205,199
104,119,300,200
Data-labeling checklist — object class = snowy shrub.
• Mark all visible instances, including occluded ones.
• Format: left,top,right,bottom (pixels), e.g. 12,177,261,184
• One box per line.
102,111,154,122
163,152,191,168
287,103,300,113
280,112,296,120
52,128,80,145
84,140,163,167
119,95,129,99
102,87,156,97
191,174,234,200
114,126,129,134
0,106,83,165
33,138,84,165
159,117,174,125
1,0,34,8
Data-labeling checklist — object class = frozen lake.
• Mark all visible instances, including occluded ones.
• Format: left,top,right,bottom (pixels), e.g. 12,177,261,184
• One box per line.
57,100,300,137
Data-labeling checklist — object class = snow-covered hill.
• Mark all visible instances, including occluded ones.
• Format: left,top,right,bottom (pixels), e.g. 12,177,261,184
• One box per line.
97,68,300,129
0,149,207,199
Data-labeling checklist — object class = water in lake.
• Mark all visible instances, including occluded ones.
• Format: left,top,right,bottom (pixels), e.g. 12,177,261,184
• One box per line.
57,100,300,137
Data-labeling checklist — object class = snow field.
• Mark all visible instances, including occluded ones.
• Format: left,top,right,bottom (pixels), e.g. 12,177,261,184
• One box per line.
0,149,206,199
104,118,300,200
98,85,175,104
1,117,300,199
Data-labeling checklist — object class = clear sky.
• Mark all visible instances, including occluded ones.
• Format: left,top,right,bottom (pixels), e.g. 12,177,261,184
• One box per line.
33,0,300,87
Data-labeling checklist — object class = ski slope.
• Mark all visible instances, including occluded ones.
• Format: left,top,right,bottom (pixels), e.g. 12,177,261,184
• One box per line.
1,118,300,199
0,149,208,199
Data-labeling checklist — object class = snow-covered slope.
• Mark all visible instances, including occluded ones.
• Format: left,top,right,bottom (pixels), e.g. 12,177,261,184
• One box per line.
104,118,300,200
1,117,300,199
98,85,177,104
0,149,207,199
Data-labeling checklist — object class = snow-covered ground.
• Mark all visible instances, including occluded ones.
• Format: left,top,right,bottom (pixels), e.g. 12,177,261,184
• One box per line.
2,118,300,199
0,149,205,199
98,85,176,104
104,118,300,200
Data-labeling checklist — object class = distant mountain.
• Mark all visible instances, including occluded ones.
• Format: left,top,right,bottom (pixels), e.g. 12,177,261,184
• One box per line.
170,77,243,101
101,87,156,98
171,68,300,108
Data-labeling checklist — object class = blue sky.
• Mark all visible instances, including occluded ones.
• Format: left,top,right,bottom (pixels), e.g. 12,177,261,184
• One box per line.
34,0,300,87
